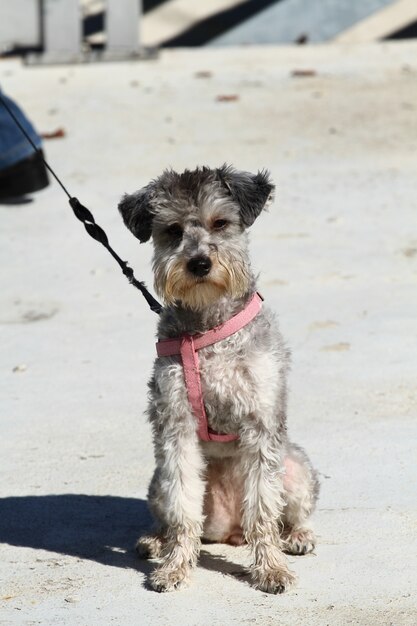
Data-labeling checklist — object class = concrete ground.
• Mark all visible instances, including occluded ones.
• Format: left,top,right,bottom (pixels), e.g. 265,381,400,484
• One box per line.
1,41,416,625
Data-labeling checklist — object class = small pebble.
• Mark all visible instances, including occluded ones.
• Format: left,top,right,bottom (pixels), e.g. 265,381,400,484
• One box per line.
12,364,27,373
195,70,212,78
216,94,239,102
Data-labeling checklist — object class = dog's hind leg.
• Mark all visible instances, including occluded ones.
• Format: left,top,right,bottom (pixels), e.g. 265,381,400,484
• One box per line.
281,443,320,555
135,469,168,559
136,530,166,559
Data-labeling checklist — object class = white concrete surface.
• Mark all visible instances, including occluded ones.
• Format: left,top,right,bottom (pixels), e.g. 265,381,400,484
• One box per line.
0,42,416,625
0,0,40,51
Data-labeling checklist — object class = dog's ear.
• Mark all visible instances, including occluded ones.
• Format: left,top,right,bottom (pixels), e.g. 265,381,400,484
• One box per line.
217,165,275,227
118,185,155,243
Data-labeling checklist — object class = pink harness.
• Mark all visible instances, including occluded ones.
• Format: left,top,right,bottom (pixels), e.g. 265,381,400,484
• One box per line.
156,292,263,443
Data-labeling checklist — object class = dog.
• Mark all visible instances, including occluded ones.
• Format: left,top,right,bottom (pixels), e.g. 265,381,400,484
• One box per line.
118,165,319,594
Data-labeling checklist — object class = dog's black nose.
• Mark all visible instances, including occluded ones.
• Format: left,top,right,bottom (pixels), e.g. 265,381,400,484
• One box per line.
187,256,212,277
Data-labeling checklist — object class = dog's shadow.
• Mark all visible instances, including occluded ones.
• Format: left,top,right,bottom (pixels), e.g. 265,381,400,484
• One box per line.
0,494,247,587
0,494,153,573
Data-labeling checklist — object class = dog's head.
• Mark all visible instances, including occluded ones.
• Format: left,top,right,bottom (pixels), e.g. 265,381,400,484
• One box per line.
118,165,274,310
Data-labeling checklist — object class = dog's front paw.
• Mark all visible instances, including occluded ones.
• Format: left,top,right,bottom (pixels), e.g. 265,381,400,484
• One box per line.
251,566,297,594
150,564,190,593
283,528,316,556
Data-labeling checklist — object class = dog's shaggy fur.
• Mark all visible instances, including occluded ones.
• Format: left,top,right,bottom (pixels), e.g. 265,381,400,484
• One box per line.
119,165,319,594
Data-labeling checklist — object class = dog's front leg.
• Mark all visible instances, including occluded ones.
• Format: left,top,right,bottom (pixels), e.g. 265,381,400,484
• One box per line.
240,428,296,594
150,419,206,592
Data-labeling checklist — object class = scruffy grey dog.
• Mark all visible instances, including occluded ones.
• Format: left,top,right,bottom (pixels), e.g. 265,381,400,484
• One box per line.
118,165,319,594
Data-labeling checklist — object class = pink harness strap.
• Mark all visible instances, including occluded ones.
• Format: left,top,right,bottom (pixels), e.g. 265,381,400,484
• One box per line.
156,292,263,442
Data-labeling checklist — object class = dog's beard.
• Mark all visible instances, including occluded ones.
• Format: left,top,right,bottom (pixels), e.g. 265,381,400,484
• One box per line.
154,253,250,311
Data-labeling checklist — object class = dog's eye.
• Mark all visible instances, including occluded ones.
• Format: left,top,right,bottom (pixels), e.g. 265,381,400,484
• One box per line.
212,219,228,230
165,223,183,239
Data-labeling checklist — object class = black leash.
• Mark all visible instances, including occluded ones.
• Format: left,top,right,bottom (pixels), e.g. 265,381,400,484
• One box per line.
0,93,163,314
